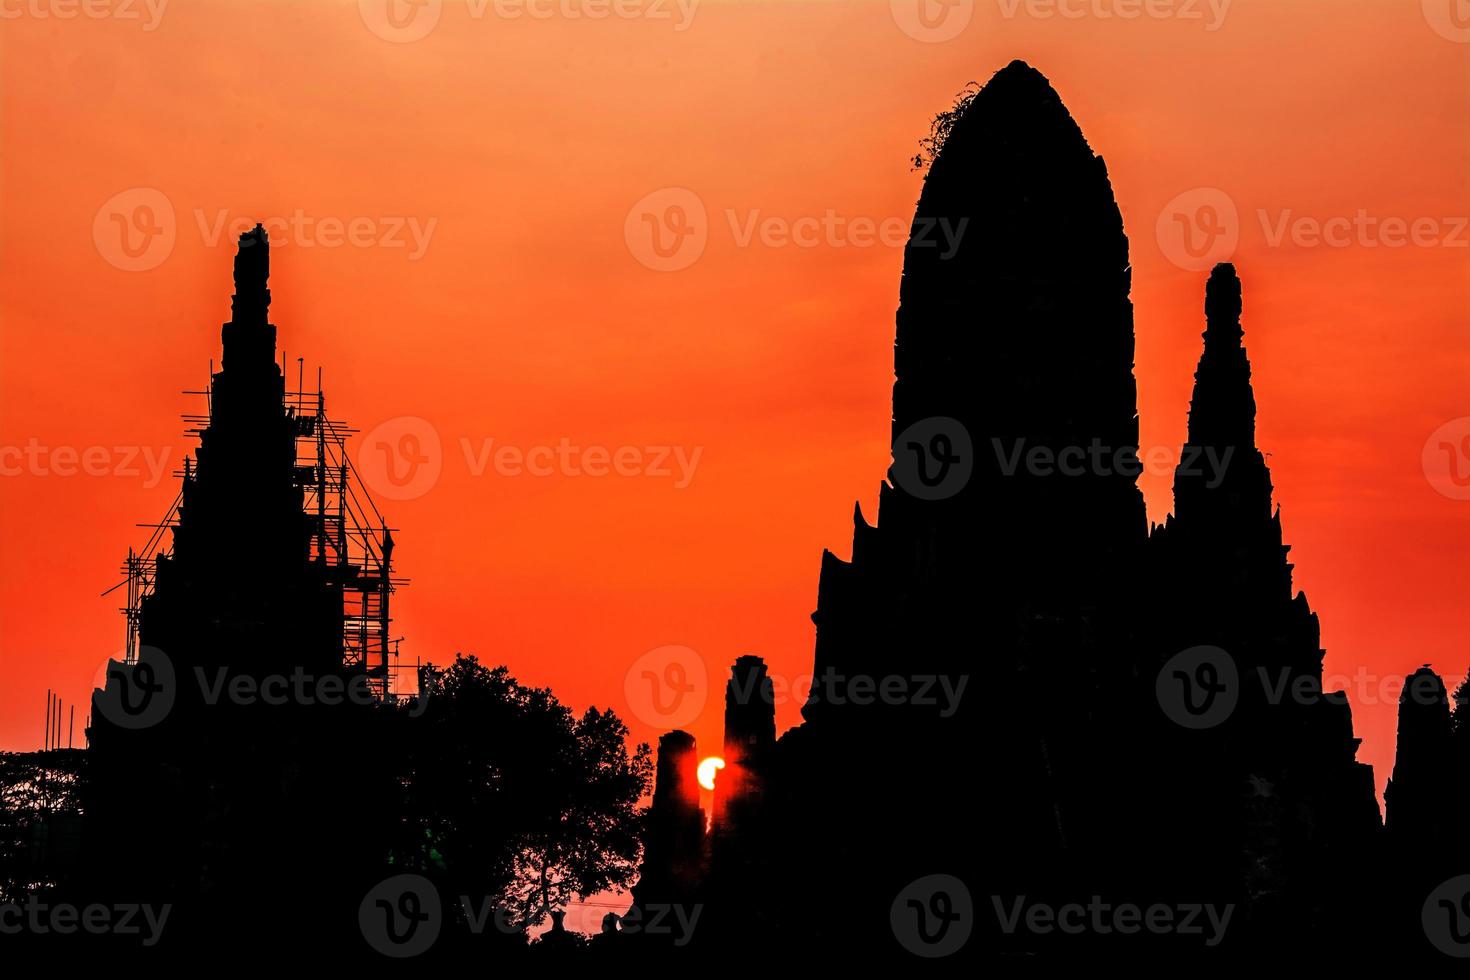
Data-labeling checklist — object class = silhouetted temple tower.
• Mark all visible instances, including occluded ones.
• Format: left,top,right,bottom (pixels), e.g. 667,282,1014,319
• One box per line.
1163,264,1293,619
703,656,777,945
145,224,343,684
739,65,1386,957
1146,263,1379,939
86,227,404,934
1381,666,1463,954
787,64,1149,923
632,730,705,913
1385,667,1452,841
1160,264,1374,776
94,225,400,717
889,60,1146,572
225,223,277,367
1155,264,1329,721
712,655,775,836
806,63,1148,741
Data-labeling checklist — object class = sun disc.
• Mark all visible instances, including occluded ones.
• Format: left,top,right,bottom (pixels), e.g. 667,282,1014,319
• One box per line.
697,756,725,791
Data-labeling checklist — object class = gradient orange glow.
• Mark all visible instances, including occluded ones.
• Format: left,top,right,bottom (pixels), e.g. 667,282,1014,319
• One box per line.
2,0,1468,867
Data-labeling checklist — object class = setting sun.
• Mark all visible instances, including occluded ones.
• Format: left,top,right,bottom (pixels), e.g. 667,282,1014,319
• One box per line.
697,756,725,792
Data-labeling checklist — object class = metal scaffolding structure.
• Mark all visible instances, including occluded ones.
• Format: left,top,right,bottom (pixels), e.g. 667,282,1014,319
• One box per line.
106,372,410,700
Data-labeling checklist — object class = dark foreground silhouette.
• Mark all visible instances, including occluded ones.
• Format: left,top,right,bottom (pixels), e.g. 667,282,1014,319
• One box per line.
631,61,1470,965
3,60,1468,964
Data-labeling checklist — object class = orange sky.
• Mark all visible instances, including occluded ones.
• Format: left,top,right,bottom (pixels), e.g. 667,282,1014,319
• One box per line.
2,0,1468,834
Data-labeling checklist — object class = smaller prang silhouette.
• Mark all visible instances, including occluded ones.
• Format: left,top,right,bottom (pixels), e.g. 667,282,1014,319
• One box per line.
85,225,400,951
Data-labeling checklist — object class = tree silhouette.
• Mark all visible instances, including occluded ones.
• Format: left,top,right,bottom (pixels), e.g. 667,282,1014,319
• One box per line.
0,752,82,904
396,655,652,929
911,81,981,171
1452,669,1470,736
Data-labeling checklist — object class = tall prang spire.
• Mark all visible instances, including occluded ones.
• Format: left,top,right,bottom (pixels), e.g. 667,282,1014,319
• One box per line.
221,223,278,374
786,63,1150,946
1164,264,1281,608
1152,274,1380,947
881,58,1146,601
1178,264,1260,487
231,223,271,325
1195,263,1255,448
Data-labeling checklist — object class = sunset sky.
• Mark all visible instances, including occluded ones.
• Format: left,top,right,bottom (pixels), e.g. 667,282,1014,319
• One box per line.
2,0,1468,844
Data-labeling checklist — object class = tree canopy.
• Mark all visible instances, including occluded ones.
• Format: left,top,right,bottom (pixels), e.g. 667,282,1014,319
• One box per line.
393,655,653,929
